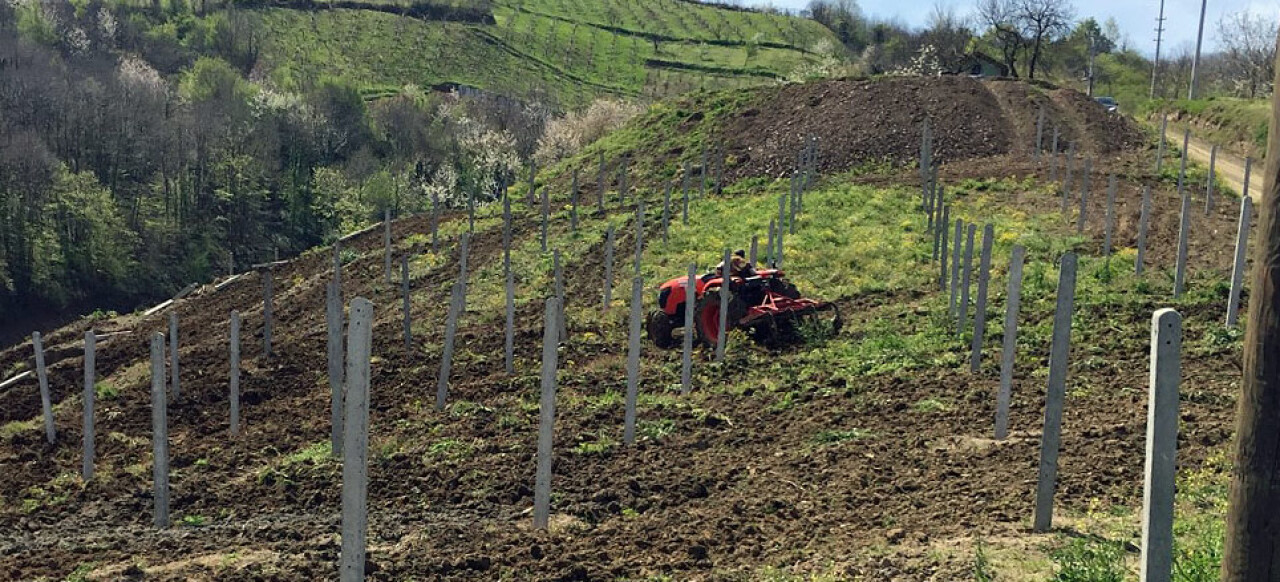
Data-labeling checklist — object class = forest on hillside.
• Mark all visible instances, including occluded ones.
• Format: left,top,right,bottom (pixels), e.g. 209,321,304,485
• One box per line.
0,0,557,325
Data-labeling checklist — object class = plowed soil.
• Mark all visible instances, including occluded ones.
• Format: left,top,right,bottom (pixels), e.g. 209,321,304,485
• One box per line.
0,78,1245,581
717,76,1144,183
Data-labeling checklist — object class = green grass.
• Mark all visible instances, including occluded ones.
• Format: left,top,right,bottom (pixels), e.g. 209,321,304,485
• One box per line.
1141,98,1271,159
249,0,838,107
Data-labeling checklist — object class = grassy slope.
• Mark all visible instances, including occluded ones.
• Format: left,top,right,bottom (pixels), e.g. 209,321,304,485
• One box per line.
251,0,838,106
1146,98,1271,160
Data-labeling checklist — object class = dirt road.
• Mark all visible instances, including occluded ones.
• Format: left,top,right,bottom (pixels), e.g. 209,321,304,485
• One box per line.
1181,132,1265,201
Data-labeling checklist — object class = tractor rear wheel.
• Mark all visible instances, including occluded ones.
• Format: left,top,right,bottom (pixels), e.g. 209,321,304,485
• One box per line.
646,310,677,349
694,294,724,347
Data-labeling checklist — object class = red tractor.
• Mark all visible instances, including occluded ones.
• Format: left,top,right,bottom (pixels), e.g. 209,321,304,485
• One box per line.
646,267,841,348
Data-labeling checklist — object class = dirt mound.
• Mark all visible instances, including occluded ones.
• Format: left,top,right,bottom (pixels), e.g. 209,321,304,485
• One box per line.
1048,87,1147,154
721,76,1013,180
715,76,1146,181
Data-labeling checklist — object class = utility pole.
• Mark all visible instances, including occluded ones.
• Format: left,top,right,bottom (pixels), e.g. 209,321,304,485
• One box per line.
1188,0,1207,99
1221,30,1280,581
1150,0,1167,99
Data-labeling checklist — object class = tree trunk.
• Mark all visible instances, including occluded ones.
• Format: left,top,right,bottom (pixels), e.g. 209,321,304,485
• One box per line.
1221,28,1280,581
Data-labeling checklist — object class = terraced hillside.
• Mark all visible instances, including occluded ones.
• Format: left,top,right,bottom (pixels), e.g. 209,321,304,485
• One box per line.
0,78,1248,580
249,0,840,106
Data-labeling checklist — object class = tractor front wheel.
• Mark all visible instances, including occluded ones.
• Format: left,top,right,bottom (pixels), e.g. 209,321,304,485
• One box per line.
646,310,677,349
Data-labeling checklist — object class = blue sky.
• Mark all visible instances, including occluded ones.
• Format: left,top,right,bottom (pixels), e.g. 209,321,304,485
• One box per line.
764,0,1280,55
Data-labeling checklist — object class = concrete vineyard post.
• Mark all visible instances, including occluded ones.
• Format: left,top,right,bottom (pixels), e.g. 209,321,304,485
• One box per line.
716,249,731,362
700,144,708,198
959,224,976,335
1035,107,1045,160
1206,145,1218,215
790,176,798,234
926,180,936,233
1174,190,1191,298
468,186,475,233
1179,129,1190,195
634,199,645,275
933,184,946,245
931,201,943,262
262,268,273,360
436,281,463,411
949,220,963,318
995,245,1027,440
33,332,54,443
231,311,243,438
1136,186,1153,275
662,183,671,245
682,264,696,395
939,206,950,291
384,208,392,284
83,331,95,481
528,160,538,207
1227,196,1254,327
150,332,170,529
624,276,643,445
169,313,180,401
750,235,758,265
682,163,690,225
554,251,566,341
571,170,579,233
603,226,615,310
502,189,512,254
504,246,515,375
766,220,775,267
1078,159,1091,233
970,225,994,372
1033,252,1079,533
333,241,342,291
776,195,785,268
1156,113,1168,173
1140,309,1182,582
1104,175,1117,259
458,233,471,305
1244,156,1253,202
533,297,561,531
540,186,549,252
339,297,373,582
401,255,411,349
431,192,440,252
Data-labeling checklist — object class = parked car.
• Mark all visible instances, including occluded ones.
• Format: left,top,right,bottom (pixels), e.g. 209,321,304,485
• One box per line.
1095,96,1119,113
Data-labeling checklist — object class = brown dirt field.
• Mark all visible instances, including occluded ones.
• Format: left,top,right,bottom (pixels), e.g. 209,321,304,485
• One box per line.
712,76,1144,185
0,78,1248,581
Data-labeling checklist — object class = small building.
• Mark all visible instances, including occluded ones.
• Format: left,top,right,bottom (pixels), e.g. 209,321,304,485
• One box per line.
951,52,1009,78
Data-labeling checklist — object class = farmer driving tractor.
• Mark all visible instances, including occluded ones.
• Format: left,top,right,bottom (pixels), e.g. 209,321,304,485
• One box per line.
714,249,756,279
648,246,839,350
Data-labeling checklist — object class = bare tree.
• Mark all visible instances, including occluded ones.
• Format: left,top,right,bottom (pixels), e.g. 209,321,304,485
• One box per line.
923,3,973,73
976,0,1023,77
1017,0,1073,80
1217,10,1279,98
